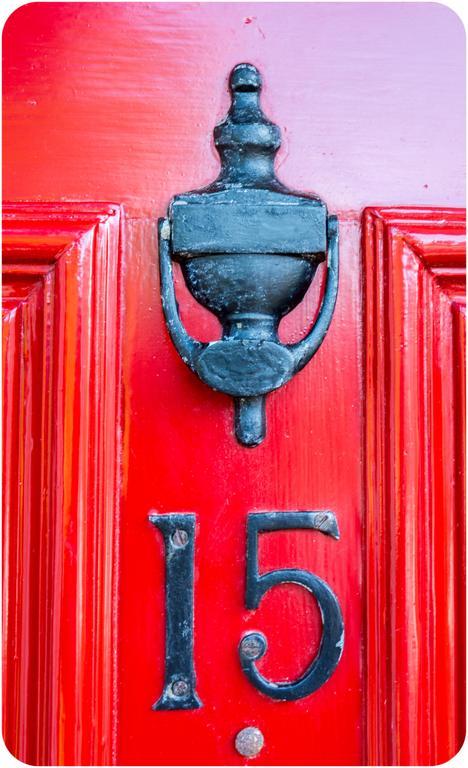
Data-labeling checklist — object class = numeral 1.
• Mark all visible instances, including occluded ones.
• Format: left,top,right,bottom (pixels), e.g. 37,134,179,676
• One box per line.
149,513,202,710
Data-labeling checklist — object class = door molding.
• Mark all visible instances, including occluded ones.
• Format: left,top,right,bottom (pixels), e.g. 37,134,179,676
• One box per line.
2,203,122,765
363,207,466,765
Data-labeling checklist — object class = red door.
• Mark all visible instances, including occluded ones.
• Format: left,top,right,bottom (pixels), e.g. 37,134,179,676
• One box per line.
2,3,465,766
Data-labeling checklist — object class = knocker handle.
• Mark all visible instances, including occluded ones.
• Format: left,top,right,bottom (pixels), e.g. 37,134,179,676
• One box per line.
158,218,203,370
288,215,339,373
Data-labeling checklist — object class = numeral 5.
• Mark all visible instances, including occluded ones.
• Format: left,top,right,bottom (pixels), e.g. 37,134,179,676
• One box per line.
239,511,344,701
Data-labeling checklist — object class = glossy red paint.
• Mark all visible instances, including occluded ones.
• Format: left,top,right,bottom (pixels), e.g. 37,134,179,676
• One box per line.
363,208,466,766
2,204,122,765
2,3,465,766
1,207,363,766
116,214,363,766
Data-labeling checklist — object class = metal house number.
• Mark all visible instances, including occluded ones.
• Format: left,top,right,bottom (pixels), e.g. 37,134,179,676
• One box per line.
149,511,344,710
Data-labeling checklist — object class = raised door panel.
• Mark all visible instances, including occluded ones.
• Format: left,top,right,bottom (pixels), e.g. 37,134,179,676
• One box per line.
363,207,466,765
2,204,122,766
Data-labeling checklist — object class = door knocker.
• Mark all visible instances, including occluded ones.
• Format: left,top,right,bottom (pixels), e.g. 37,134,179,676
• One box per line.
159,63,339,446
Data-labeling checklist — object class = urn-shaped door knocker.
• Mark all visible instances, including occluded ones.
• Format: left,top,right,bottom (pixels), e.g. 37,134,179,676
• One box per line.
159,63,339,446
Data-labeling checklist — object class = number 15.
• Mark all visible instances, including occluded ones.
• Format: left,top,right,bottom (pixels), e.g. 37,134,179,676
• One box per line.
149,510,344,710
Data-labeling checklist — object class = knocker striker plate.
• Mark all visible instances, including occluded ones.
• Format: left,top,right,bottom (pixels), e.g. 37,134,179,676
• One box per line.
159,63,339,446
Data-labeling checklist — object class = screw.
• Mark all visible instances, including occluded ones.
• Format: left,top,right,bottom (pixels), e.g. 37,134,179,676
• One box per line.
315,512,329,526
171,679,190,697
171,529,189,548
235,727,264,758
240,633,264,660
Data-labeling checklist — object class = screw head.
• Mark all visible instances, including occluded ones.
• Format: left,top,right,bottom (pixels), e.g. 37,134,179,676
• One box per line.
171,529,189,548
235,726,264,758
240,632,266,660
171,679,190,698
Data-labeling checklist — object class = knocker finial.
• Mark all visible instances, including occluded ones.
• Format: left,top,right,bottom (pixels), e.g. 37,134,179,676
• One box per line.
229,61,262,91
212,63,282,190
159,64,339,446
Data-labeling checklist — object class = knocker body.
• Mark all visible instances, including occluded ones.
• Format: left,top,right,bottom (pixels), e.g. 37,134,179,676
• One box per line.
159,63,339,445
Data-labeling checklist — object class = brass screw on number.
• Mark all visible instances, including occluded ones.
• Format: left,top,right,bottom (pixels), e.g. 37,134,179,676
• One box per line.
240,634,264,660
235,727,265,758
171,679,190,698
171,529,189,548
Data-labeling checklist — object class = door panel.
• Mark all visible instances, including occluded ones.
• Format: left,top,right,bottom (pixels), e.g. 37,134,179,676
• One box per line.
2,204,122,765
117,217,363,765
363,208,466,765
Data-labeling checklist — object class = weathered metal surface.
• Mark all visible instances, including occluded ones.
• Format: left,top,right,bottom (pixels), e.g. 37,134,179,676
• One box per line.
239,512,344,701
235,727,265,758
159,64,339,446
148,513,202,711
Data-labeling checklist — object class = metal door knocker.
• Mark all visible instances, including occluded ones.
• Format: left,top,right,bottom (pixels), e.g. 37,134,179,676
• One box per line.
159,63,339,446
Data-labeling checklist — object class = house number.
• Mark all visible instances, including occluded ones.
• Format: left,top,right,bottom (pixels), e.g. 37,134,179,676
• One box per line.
149,511,344,710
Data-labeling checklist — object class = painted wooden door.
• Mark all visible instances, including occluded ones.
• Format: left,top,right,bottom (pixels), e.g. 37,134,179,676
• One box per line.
2,3,465,766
